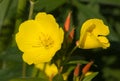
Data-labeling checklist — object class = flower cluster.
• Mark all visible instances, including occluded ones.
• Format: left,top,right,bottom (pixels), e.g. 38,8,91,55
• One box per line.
15,12,110,81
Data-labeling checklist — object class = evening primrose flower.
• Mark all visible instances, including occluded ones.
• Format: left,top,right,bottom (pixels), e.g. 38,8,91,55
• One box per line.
36,63,58,78
16,12,64,64
77,19,110,49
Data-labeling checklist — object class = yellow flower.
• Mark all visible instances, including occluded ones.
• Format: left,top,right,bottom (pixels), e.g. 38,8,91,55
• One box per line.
77,19,110,49
62,72,69,80
36,63,58,78
16,12,64,64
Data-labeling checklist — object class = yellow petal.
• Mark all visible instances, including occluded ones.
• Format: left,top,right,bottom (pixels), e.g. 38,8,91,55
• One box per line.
45,63,58,77
16,20,41,52
22,49,55,65
35,63,44,70
59,27,64,43
81,32,102,49
80,19,109,37
97,36,110,49
36,63,58,77
85,72,93,76
102,42,110,49
35,12,56,23
97,36,109,43
62,73,69,80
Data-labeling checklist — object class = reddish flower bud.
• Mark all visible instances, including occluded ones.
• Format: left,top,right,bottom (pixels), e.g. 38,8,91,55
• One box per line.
64,12,72,32
69,28,75,39
82,61,94,74
74,64,80,76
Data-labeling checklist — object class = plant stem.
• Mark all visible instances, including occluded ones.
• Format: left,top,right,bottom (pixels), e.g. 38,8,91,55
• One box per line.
63,46,77,65
28,0,34,20
68,46,77,59
22,0,35,78
31,67,39,77
69,46,77,56
73,76,79,81
22,62,26,78
79,74,84,81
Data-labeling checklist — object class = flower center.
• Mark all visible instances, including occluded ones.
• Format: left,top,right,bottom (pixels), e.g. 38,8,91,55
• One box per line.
39,32,54,49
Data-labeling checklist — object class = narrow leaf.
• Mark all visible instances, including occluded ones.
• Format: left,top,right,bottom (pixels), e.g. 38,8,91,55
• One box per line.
83,72,99,81
10,78,49,81
0,0,11,31
53,74,64,81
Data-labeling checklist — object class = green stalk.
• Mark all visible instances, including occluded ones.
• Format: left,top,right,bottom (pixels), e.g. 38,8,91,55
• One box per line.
22,62,27,78
22,0,35,78
73,76,79,81
79,74,84,81
31,67,39,77
69,46,77,57
28,0,34,20
63,46,77,65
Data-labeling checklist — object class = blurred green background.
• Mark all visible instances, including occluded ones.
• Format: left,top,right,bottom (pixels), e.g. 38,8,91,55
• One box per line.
0,0,120,81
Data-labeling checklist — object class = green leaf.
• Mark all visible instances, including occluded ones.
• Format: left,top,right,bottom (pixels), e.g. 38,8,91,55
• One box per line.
38,71,49,80
0,0,18,32
68,60,88,64
83,72,99,81
0,65,22,81
103,68,120,81
53,74,64,81
73,1,104,20
9,78,49,81
0,0,10,31
80,0,120,7
34,0,66,12
116,22,120,35
0,46,22,62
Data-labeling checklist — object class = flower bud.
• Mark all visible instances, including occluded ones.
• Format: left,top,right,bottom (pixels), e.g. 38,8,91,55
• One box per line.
82,61,94,74
74,64,80,76
64,12,71,32
69,28,75,40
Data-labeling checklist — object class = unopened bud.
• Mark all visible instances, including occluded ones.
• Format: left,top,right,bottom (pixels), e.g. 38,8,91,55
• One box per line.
74,64,80,76
82,61,94,74
69,28,75,40
64,11,72,32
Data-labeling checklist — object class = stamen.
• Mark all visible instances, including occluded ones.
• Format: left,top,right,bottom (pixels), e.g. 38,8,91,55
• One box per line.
39,32,54,49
